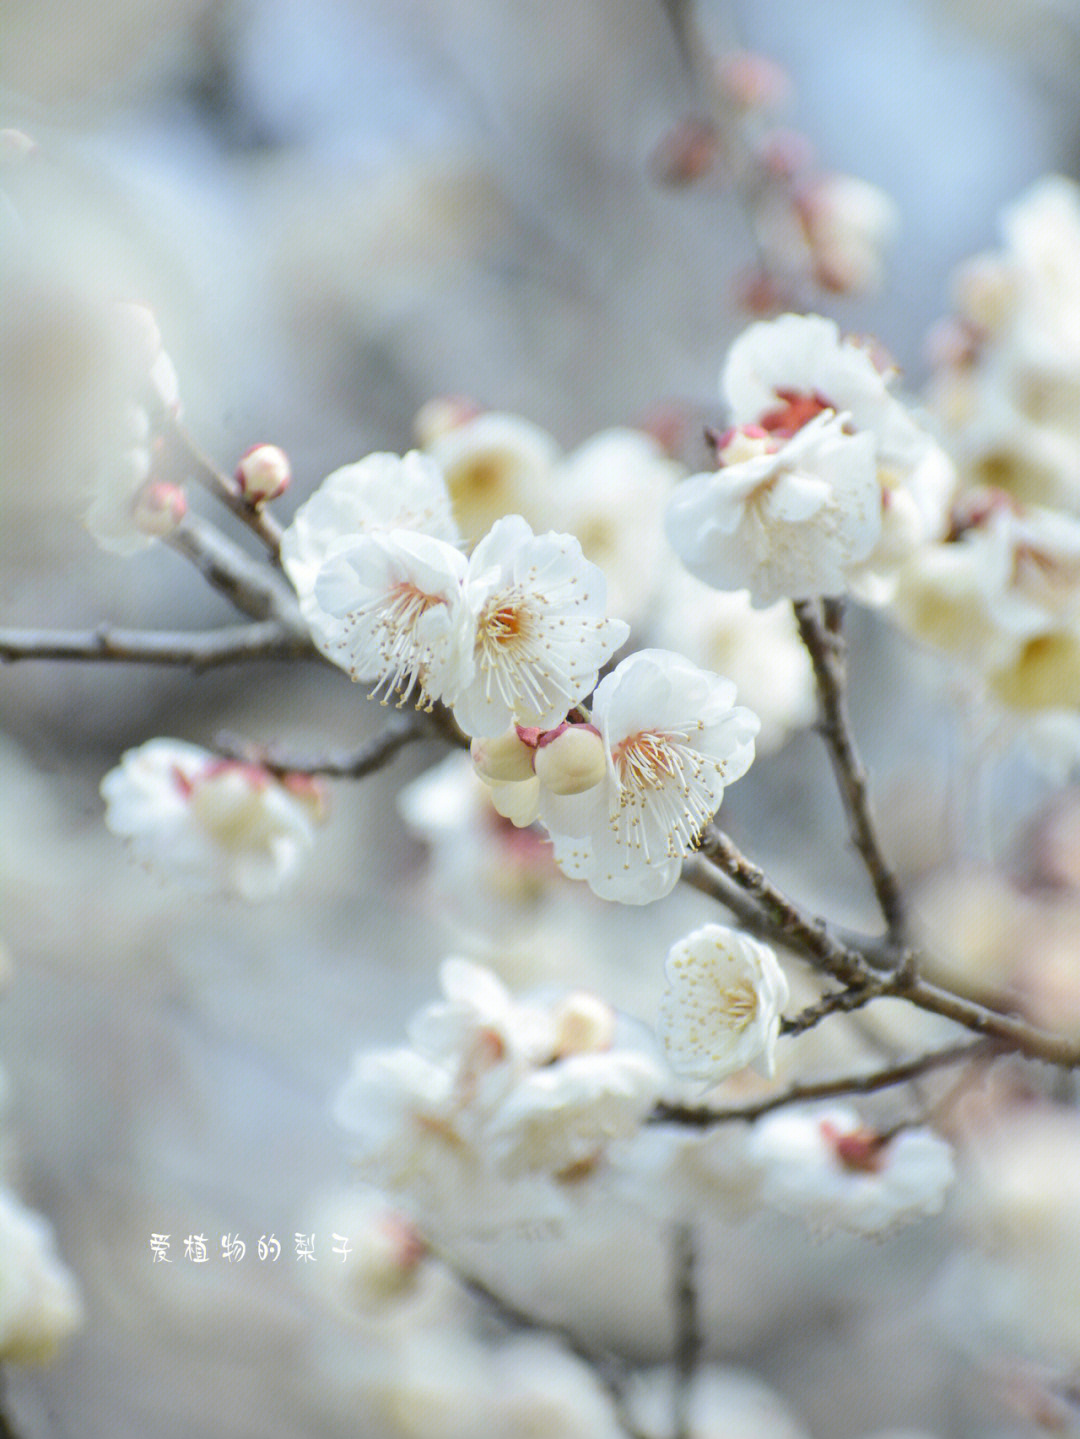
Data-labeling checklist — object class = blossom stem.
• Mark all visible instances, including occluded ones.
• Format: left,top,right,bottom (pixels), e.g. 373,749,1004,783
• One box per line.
170,421,284,560
652,1038,1000,1126
0,621,315,669
793,598,908,945
165,513,298,623
671,1224,701,1439
212,717,427,778
780,981,894,1037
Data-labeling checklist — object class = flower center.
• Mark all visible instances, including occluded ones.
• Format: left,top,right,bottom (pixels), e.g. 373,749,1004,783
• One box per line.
476,588,555,713
716,978,758,1030
362,580,447,708
759,389,832,438
610,725,721,861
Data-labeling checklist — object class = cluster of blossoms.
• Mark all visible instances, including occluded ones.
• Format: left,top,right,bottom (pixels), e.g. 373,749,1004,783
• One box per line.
332,958,668,1233
333,957,955,1249
282,443,760,904
100,740,326,901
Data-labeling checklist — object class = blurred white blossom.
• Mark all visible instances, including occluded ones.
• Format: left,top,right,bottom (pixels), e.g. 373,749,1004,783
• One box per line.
100,739,323,900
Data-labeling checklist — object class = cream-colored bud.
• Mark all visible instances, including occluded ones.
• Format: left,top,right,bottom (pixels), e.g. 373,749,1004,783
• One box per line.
552,991,615,1055
470,729,535,784
413,395,480,447
533,725,607,795
236,444,291,504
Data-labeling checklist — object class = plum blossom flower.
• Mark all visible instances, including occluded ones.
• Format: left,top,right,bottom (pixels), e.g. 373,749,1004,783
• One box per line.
658,924,789,1083
455,516,629,738
0,1189,83,1362
85,302,185,556
539,649,759,903
280,450,459,622
664,414,880,604
421,410,560,541
100,739,322,900
311,529,471,709
669,313,954,602
748,1105,955,1237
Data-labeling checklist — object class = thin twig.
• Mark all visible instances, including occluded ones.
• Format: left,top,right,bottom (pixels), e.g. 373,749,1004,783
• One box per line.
793,599,907,945
780,981,892,1038
696,825,1080,1066
652,1038,1000,1127
165,513,297,623
170,422,285,559
0,621,315,669
213,717,427,778
671,1225,700,1439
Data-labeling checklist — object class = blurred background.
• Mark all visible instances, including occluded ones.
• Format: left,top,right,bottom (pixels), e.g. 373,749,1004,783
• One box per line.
4,0,1080,1434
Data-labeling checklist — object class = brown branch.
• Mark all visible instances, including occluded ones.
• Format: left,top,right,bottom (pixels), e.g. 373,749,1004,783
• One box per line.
653,1038,1000,1127
213,717,427,778
793,599,907,945
696,825,1080,1067
671,1225,700,1439
165,513,297,623
0,621,315,669
780,980,892,1038
170,422,285,559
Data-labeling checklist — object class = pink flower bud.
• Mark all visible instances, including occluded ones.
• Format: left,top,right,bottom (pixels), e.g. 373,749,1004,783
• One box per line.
649,117,719,187
533,723,606,796
715,51,791,112
281,771,329,822
470,729,536,784
236,443,291,504
131,480,186,537
413,395,482,447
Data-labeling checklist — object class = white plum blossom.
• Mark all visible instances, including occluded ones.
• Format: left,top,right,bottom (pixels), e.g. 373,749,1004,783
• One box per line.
100,739,323,900
668,312,955,602
540,649,759,903
312,528,471,708
665,413,880,604
0,1189,83,1362
549,427,685,624
487,1048,664,1178
421,409,561,541
891,492,1080,711
490,1336,627,1439
659,924,790,1083
454,515,629,738
748,1105,955,1237
280,450,459,621
85,302,184,556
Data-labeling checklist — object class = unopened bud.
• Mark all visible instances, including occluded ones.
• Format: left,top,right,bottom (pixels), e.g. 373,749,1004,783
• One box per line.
533,723,606,796
553,991,615,1055
281,771,328,822
413,395,482,447
471,728,536,784
715,51,791,112
131,480,186,537
650,117,719,187
236,443,291,504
